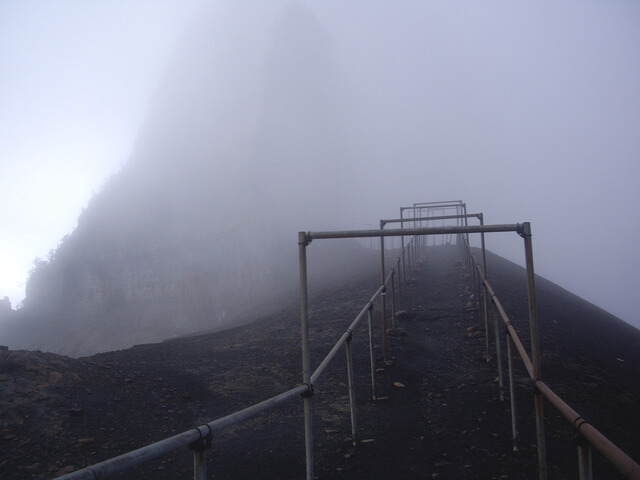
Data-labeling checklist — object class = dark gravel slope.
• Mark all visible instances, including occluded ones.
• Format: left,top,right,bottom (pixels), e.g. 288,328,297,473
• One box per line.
1,245,639,479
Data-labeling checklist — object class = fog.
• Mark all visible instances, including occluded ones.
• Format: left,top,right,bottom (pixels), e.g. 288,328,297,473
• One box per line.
1,0,639,342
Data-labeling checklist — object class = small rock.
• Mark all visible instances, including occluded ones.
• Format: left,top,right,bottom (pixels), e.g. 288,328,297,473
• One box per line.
393,382,406,388
68,407,83,417
387,328,407,337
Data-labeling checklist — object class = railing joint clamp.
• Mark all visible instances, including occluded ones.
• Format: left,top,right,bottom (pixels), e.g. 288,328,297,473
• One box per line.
189,425,212,452
345,329,353,342
573,416,591,435
301,383,314,398
298,232,312,246
532,378,543,394
517,222,531,238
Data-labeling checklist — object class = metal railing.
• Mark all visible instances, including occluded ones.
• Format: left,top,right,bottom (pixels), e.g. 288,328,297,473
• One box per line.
458,224,640,480
53,203,640,480
56,226,410,480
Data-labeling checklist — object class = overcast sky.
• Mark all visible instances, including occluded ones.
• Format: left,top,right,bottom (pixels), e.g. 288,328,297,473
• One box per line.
1,1,639,328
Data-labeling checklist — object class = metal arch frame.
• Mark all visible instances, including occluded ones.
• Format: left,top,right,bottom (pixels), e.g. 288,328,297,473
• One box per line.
297,222,542,480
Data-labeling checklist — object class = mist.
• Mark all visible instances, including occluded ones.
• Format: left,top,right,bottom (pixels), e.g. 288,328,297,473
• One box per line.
1,0,639,355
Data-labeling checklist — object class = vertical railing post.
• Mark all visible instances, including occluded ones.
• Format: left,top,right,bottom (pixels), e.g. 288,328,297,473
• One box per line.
521,222,547,480
492,303,504,401
391,270,397,329
193,450,206,480
345,337,358,446
189,426,211,480
577,435,593,480
483,275,490,361
367,305,377,400
400,208,407,294
480,213,487,283
298,232,314,480
506,330,519,452
396,258,402,306
379,221,388,363
463,203,469,258
479,213,490,361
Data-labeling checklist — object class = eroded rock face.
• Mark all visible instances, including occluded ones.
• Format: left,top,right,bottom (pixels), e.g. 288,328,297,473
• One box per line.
3,3,362,356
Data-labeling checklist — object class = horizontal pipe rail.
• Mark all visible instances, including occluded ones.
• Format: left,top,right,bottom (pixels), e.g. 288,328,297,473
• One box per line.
56,385,308,480
382,213,482,225
534,380,640,479
311,274,393,385
311,329,353,384
306,224,525,242
413,200,463,206
402,202,463,211
479,268,534,377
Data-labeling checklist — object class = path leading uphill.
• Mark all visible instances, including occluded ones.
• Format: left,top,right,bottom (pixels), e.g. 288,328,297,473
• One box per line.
2,245,639,479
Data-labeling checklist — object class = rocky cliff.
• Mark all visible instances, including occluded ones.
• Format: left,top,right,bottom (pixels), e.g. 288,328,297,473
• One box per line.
0,3,364,356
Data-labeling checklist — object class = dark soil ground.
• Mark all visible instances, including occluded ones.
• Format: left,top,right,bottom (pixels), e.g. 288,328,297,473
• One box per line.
1,245,639,479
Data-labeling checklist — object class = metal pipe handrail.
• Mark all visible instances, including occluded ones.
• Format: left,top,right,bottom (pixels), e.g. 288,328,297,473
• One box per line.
476,264,534,377
56,204,640,480
467,250,640,480
56,384,309,480
306,224,525,242
413,200,464,206
310,282,385,384
382,213,482,227
535,380,640,479
311,329,353,384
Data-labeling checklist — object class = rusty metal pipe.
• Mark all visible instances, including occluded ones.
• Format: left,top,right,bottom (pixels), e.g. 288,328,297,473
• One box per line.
534,379,640,479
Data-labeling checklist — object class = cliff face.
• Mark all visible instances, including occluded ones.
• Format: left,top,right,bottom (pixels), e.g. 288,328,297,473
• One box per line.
2,3,362,356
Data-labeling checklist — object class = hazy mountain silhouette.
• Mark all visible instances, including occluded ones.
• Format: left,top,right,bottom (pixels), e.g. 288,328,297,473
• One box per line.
0,3,363,356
